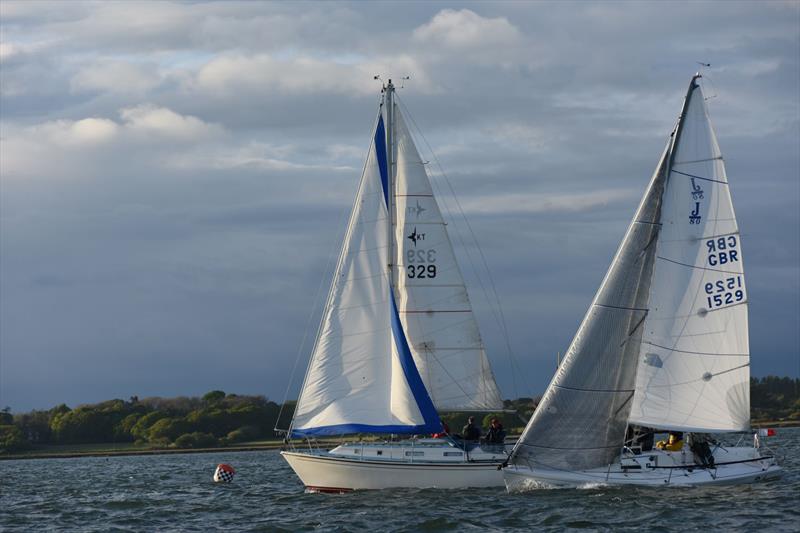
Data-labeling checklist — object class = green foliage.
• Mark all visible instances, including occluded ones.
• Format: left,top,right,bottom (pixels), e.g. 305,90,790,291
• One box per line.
225,425,260,443
174,432,218,449
751,376,800,421
14,410,52,443
481,413,504,429
0,391,287,450
51,407,116,444
147,418,192,442
130,411,169,441
0,424,29,453
202,390,226,405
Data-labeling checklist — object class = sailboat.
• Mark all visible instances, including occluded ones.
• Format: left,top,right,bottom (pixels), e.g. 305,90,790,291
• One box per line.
503,74,782,489
281,80,509,492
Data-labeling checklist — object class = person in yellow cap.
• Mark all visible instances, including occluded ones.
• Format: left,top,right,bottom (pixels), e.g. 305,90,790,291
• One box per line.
655,431,684,451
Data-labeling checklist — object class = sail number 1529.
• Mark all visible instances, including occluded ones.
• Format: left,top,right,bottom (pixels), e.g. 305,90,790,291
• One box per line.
704,275,744,309
406,249,437,279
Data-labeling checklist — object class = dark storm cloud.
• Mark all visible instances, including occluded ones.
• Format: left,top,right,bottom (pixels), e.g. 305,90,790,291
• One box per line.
1,1,798,410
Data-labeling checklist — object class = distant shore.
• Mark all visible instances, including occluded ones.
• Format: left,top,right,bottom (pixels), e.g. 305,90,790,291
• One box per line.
2,422,798,461
0,442,286,461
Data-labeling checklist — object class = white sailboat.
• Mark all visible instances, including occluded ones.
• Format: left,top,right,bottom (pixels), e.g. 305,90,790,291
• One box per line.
281,80,509,492
503,74,782,489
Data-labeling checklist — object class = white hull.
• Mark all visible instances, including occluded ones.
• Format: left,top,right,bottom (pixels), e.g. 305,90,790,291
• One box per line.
281,440,507,491
283,451,504,491
504,447,782,490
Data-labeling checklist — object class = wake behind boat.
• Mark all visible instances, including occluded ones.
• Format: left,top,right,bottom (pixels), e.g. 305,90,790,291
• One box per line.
503,74,782,490
281,79,509,491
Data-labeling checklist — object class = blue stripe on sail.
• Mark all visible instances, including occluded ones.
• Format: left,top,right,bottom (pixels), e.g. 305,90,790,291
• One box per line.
291,423,435,438
375,115,389,208
390,291,441,433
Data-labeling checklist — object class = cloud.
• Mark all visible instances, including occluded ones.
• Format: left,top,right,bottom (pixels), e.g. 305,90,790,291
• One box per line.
1,106,224,178
164,141,356,173
119,104,223,140
413,9,521,49
189,52,433,98
71,60,162,95
0,42,18,61
39,117,119,146
458,189,636,215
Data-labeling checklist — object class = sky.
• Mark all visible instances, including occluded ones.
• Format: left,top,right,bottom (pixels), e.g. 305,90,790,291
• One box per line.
1,1,798,412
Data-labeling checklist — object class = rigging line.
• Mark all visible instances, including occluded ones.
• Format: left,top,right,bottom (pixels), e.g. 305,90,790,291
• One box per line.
670,168,728,185
656,255,743,274
396,94,525,399
672,156,723,165
553,384,636,393
594,303,649,312
642,341,748,357
644,362,750,389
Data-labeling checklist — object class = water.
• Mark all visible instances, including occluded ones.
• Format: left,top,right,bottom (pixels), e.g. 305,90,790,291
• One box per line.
2,429,799,532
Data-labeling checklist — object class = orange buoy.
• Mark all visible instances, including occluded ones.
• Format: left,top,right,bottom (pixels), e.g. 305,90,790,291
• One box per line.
213,463,235,483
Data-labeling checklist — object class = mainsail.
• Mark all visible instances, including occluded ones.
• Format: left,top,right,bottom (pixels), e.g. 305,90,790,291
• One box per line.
628,77,750,431
290,83,503,436
510,74,745,471
393,109,504,411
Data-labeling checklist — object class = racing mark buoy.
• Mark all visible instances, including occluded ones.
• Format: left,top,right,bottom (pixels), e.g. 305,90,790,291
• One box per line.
213,463,235,483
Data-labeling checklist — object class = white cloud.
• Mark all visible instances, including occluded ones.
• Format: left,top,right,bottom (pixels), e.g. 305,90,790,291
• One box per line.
189,52,434,97
119,104,223,140
1,106,224,178
36,117,119,146
413,9,521,49
0,42,18,61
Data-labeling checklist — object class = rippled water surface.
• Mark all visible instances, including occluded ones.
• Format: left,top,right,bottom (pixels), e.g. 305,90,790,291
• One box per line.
2,429,799,532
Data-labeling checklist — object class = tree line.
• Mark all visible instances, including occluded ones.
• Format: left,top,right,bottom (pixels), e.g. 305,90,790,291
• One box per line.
0,391,296,453
2,377,798,454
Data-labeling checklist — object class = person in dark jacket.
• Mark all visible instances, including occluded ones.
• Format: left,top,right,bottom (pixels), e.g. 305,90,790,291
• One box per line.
462,416,481,441
485,418,506,444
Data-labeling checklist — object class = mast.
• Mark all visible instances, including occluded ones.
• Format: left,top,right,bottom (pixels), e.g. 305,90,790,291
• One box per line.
385,79,396,290
665,74,701,181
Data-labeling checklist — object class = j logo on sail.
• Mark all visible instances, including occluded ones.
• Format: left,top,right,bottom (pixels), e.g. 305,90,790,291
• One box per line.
690,177,704,200
689,202,701,224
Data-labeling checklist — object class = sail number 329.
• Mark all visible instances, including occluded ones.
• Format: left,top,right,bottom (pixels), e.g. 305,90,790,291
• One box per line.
407,249,437,279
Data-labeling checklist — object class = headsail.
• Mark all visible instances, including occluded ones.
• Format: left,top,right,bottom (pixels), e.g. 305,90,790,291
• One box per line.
509,144,667,471
290,110,439,437
392,107,504,411
628,77,750,432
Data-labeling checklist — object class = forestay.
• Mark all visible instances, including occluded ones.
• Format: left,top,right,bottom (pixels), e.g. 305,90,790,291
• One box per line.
628,79,750,432
392,109,504,411
290,112,439,437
